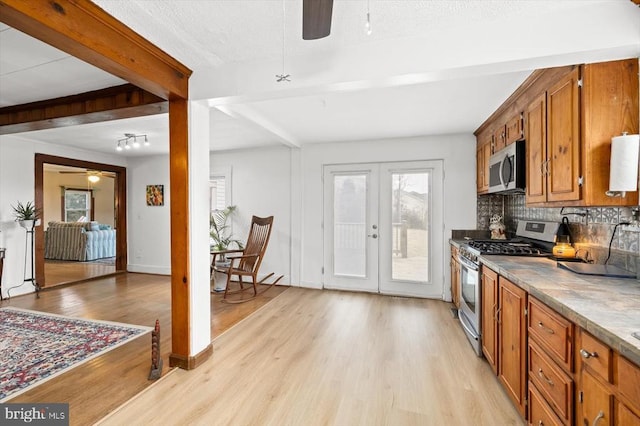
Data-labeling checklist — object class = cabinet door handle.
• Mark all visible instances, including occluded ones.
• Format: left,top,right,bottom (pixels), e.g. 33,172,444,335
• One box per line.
538,421,544,426
580,348,598,359
494,306,501,323
537,368,554,387
592,410,604,426
537,321,555,334
545,159,551,175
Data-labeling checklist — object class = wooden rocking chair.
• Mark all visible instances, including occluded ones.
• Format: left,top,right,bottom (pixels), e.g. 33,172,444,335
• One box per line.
212,215,279,302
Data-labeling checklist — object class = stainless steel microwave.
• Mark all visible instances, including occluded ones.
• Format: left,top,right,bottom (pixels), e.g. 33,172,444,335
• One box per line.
488,140,526,194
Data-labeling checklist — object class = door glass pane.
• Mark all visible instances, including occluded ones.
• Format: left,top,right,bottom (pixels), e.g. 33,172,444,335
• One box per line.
333,174,367,277
391,171,429,282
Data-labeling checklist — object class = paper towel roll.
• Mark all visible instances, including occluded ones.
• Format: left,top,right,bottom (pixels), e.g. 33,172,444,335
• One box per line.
609,133,640,192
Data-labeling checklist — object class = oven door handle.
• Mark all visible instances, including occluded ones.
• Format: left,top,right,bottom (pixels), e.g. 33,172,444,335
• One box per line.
457,255,479,271
459,311,480,341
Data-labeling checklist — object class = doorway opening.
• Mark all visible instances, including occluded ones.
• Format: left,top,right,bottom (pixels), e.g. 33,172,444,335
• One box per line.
35,154,127,289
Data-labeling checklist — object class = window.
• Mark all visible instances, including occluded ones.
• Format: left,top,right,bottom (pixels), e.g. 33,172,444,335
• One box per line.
64,189,92,222
210,167,232,215
210,176,227,212
210,168,232,247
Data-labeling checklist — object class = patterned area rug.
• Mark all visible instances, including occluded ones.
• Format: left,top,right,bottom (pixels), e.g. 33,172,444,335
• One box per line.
0,307,151,402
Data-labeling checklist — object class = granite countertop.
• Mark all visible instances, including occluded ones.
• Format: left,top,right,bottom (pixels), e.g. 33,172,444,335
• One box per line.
449,239,640,366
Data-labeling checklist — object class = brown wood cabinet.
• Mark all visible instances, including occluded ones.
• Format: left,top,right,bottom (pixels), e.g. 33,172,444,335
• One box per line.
498,276,528,418
529,382,564,426
528,297,574,373
505,112,524,146
476,132,492,194
481,265,499,374
576,328,640,426
493,125,506,153
527,297,575,425
476,58,639,207
450,245,460,308
525,67,581,204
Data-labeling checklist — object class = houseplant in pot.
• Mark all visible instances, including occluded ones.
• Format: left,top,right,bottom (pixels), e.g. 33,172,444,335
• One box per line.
11,201,41,229
210,205,244,291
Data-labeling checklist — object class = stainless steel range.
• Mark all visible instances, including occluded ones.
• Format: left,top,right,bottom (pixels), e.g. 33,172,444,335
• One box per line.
457,220,560,356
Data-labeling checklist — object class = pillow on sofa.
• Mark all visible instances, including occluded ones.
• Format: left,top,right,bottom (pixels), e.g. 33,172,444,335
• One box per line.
98,224,112,230
87,221,100,231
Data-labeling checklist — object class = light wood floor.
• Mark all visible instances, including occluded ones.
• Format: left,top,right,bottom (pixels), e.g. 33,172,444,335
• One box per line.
101,288,525,426
44,259,117,288
0,273,288,426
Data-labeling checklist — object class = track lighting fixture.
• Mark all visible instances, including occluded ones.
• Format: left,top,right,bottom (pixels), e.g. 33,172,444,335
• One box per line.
116,133,149,152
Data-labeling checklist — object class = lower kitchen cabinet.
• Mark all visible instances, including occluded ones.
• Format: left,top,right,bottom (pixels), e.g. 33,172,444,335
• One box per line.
481,265,499,374
476,269,640,426
527,296,574,425
529,381,564,426
498,276,528,418
577,328,640,426
580,367,612,426
616,402,640,426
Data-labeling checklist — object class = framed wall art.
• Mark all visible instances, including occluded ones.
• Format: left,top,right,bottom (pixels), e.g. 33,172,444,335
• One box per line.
146,185,164,206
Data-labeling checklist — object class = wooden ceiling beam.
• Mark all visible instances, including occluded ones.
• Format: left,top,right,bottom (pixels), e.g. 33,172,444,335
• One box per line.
0,0,191,100
0,84,167,134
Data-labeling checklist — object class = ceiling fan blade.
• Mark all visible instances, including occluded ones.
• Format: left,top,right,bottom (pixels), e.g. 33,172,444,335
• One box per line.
303,0,333,40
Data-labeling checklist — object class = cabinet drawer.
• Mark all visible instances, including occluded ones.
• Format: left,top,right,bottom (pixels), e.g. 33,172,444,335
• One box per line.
616,355,640,409
528,297,573,372
528,340,573,424
579,330,612,382
616,401,640,426
528,381,564,426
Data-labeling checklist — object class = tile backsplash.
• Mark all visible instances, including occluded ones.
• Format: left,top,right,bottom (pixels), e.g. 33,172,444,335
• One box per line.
477,194,640,272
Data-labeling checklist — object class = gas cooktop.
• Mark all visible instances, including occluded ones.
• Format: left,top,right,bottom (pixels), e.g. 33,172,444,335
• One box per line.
462,220,561,258
466,239,550,256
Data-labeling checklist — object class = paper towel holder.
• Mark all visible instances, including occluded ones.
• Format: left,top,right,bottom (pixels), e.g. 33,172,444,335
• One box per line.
606,132,640,198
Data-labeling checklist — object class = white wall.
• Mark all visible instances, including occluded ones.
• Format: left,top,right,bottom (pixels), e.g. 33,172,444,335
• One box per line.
210,145,293,284
209,134,477,301
299,134,477,300
126,154,171,275
0,134,126,298
43,171,115,227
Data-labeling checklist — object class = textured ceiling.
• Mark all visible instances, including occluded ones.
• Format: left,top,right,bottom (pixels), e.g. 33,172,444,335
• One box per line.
1,1,639,155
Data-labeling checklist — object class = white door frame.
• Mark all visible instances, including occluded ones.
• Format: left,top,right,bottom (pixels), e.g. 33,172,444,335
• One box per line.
323,160,444,299
378,160,444,298
323,164,379,293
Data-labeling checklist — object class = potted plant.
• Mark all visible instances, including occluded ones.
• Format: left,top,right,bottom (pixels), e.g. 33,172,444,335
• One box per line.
210,205,244,253
210,205,244,292
11,201,41,229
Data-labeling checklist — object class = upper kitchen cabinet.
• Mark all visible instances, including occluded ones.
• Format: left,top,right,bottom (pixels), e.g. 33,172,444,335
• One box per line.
493,124,507,153
505,113,524,146
527,67,581,204
579,59,639,207
476,58,639,206
476,130,492,194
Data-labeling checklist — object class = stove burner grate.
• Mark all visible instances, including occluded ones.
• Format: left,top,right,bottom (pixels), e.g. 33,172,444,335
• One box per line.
467,240,550,257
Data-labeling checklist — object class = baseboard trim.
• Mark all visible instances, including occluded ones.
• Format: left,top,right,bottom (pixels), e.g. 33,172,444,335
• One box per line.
169,343,213,370
127,264,171,275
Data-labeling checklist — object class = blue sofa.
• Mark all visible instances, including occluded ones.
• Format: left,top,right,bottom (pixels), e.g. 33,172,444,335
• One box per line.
44,221,116,261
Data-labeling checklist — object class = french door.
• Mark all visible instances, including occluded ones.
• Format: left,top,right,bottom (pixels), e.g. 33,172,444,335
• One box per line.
323,161,443,298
